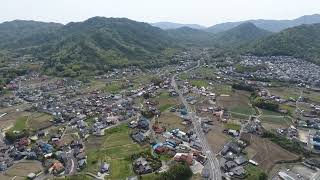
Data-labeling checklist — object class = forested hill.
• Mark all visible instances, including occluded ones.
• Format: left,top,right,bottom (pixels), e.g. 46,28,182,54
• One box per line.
206,14,320,33
167,27,216,46
0,20,63,49
1,17,320,77
0,17,176,77
212,22,272,48
151,22,205,30
247,23,320,64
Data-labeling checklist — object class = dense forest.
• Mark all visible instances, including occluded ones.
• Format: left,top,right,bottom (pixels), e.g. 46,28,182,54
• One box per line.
247,24,320,64
0,17,320,78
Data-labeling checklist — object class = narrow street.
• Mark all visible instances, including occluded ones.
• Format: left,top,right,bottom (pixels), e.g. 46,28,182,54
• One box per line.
171,60,222,180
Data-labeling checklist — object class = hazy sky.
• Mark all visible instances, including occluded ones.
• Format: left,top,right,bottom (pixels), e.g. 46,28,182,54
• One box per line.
1,0,320,26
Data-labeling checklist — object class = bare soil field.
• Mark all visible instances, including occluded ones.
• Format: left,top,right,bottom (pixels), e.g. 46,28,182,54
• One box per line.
262,122,289,131
156,112,189,131
5,160,43,177
28,112,53,131
0,111,30,129
61,133,79,145
242,133,299,171
269,87,320,104
206,122,231,154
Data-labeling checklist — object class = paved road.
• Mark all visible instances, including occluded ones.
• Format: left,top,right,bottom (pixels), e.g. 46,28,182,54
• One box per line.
171,60,221,180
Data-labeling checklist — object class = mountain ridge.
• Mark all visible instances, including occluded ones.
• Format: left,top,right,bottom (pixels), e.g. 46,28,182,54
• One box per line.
247,23,320,64
206,14,320,33
151,22,206,30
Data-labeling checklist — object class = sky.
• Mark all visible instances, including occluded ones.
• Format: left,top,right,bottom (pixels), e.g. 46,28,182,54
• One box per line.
1,0,320,26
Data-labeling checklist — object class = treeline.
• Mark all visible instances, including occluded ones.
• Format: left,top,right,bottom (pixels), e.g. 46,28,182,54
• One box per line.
0,67,29,92
156,163,193,180
235,63,267,73
262,131,309,157
248,24,320,65
252,97,279,111
5,130,30,143
232,83,255,92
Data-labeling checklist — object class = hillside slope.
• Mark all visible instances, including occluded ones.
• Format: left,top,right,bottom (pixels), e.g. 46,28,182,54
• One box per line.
167,27,216,46
0,17,175,76
0,20,63,49
248,23,320,64
151,22,205,30
212,22,272,47
206,14,320,33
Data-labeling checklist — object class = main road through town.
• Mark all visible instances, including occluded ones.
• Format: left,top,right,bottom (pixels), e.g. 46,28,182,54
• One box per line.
171,60,222,180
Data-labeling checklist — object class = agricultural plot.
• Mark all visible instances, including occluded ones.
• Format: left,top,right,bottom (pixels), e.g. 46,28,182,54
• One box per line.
260,116,291,126
243,133,299,171
103,81,124,93
269,86,320,104
217,90,255,119
245,164,266,180
189,79,209,88
207,123,231,154
210,84,232,95
10,116,28,131
224,123,241,131
156,112,188,131
28,112,53,131
85,124,144,179
154,92,179,113
0,110,30,129
61,133,79,145
268,87,301,100
4,160,43,177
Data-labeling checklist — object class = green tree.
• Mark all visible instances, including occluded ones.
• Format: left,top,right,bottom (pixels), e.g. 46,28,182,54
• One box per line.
157,163,193,180
259,173,268,180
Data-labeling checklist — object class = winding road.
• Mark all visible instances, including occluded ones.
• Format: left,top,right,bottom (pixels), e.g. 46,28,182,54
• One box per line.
171,60,222,180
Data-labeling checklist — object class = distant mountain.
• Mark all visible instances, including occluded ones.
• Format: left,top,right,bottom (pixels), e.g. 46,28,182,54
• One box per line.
167,27,215,46
0,17,174,76
0,20,63,49
248,23,320,64
212,22,272,47
206,14,320,33
151,22,206,30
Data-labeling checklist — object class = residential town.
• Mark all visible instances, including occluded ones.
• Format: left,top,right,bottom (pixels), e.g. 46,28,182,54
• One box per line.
1,50,320,180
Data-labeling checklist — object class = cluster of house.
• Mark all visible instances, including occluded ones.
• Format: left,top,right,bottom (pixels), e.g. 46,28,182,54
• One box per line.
0,130,86,176
130,116,151,144
242,117,263,135
152,129,207,168
308,130,320,152
95,67,143,80
16,78,83,103
0,96,22,108
133,157,154,174
297,104,320,129
219,140,255,179
129,110,209,175
218,56,320,87
257,89,288,105
277,125,298,139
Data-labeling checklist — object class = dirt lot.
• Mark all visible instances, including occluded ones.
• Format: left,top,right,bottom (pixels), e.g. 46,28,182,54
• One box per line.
156,112,190,131
242,133,299,171
61,133,79,145
206,122,231,154
4,160,43,177
28,112,53,131
0,110,30,130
